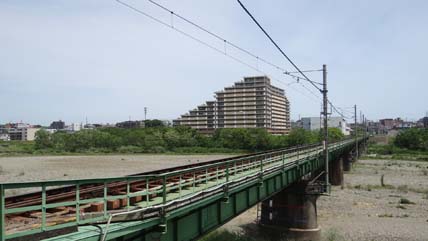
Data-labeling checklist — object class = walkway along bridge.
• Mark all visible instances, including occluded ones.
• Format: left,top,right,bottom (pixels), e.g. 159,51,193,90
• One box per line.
0,138,366,241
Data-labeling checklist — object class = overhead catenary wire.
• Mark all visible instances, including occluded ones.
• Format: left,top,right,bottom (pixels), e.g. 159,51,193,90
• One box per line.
328,100,353,119
236,0,355,120
235,0,357,120
115,0,321,103
236,0,323,92
147,0,288,74
286,69,323,74
284,72,323,86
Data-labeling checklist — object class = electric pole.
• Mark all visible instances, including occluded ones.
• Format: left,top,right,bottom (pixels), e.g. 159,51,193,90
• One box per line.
354,105,358,158
363,114,365,153
322,64,329,192
144,107,148,121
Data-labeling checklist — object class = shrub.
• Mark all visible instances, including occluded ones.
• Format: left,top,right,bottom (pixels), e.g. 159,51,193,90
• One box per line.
117,146,143,153
399,198,415,204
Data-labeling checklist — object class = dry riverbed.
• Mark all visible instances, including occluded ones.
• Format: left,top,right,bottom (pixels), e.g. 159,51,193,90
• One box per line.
219,159,428,241
0,154,235,196
1,155,427,240
317,159,428,241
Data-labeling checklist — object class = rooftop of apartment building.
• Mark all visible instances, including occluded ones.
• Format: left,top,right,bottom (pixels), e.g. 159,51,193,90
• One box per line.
215,76,284,95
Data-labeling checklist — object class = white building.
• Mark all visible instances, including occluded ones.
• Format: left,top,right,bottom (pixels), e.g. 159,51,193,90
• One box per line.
65,123,82,132
9,127,40,141
0,133,10,141
301,117,350,135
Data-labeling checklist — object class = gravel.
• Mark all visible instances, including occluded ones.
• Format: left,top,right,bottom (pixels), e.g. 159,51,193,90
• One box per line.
219,159,428,241
317,159,428,241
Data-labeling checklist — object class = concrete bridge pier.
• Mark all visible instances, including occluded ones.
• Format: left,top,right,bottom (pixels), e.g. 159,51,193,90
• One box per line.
329,156,344,186
260,182,320,240
342,152,352,172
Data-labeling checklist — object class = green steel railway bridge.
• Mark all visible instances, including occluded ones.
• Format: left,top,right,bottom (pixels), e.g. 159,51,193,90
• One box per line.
1,138,367,241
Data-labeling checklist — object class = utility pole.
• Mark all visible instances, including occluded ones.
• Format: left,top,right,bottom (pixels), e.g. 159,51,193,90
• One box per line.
362,114,365,153
144,107,148,121
354,105,358,158
322,64,329,192
364,115,368,151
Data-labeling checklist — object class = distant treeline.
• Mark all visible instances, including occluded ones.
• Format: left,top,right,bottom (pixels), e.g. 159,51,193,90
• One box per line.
394,128,428,151
368,128,428,160
33,126,344,154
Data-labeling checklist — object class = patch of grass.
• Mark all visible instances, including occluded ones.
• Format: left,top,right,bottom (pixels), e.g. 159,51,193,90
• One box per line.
362,147,428,162
0,141,36,156
399,198,415,205
323,228,345,241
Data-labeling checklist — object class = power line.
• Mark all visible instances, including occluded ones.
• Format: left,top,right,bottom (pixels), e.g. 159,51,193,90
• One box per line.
284,72,323,86
235,0,355,121
236,0,323,92
147,0,322,104
147,0,288,74
328,100,352,119
286,69,323,74
115,0,321,104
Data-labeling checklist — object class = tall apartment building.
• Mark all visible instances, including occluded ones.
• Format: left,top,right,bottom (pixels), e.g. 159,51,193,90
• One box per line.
174,76,291,134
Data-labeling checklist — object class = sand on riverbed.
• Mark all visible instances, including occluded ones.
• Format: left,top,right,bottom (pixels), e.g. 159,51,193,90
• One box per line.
218,159,428,241
0,154,235,196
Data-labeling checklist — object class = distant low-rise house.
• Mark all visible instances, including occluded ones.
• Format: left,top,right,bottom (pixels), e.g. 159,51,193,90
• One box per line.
367,121,387,135
64,123,82,133
0,133,10,141
116,120,145,129
9,127,40,141
421,117,428,128
379,119,394,130
0,123,40,141
291,120,303,129
49,120,65,130
301,116,350,135
45,129,57,134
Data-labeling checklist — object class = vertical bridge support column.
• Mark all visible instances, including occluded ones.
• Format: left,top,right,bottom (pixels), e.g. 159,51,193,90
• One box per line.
329,156,343,186
343,152,352,172
260,182,320,240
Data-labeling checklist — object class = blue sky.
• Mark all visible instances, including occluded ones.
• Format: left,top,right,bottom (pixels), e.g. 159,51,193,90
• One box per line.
1,0,427,125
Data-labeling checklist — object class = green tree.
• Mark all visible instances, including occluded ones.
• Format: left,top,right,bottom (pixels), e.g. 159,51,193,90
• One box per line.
287,128,318,147
325,127,345,142
394,128,428,151
34,129,52,149
213,129,251,150
144,119,165,128
247,128,270,150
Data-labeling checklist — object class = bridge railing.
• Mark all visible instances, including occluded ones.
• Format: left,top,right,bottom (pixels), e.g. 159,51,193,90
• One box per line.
0,139,356,241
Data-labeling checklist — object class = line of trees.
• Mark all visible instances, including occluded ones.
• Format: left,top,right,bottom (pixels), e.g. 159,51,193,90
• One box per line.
34,126,344,154
394,128,428,151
